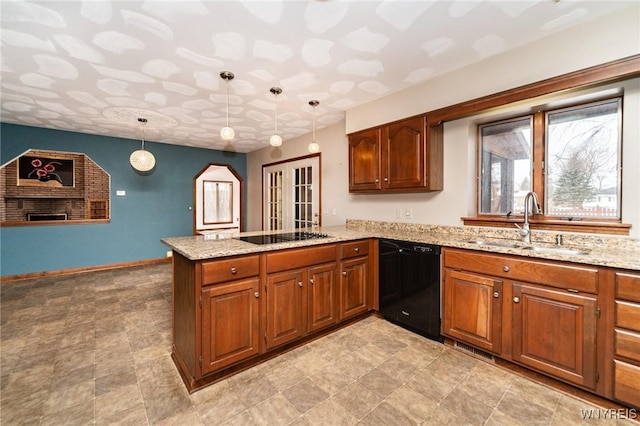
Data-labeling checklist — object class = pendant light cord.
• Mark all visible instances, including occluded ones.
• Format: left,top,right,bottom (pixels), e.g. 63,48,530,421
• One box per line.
225,81,230,127
274,94,278,134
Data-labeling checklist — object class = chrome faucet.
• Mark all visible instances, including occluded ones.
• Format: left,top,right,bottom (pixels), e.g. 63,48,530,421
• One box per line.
515,191,541,243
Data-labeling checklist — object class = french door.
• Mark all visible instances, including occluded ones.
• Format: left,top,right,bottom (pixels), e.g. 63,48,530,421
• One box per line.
263,156,320,231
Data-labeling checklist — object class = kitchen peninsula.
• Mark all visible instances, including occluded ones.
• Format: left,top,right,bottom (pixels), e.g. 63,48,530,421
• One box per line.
162,220,640,409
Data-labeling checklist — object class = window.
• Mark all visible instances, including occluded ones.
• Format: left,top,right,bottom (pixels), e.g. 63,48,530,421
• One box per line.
476,97,623,231
545,99,621,219
479,117,532,215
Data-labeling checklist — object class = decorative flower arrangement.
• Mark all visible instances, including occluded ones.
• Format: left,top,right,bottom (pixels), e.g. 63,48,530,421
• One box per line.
27,158,63,184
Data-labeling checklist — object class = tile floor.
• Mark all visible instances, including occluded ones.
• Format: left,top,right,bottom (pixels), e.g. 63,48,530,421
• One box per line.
1,263,636,425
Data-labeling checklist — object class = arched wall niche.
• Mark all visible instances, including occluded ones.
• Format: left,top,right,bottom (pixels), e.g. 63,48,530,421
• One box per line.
193,163,244,235
0,149,110,225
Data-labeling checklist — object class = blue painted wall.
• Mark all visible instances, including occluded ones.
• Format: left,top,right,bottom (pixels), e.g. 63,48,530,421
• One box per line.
0,124,247,277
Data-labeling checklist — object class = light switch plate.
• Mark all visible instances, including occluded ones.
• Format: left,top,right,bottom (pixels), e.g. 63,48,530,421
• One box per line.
116,190,126,196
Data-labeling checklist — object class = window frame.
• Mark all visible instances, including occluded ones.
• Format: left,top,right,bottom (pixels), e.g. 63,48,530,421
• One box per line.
466,95,629,235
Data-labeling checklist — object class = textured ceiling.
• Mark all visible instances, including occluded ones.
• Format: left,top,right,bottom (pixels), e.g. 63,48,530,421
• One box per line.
0,0,634,153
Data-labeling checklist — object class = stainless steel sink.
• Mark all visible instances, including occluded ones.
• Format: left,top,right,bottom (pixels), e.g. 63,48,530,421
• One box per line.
466,239,521,249
521,246,590,256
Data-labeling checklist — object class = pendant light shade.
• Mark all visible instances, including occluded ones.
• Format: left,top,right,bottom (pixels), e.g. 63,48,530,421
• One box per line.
130,118,155,172
308,100,320,153
269,87,283,147
220,71,235,141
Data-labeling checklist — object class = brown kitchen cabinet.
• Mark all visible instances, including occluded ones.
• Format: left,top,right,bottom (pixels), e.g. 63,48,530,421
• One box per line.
511,283,597,389
169,237,372,393
201,277,260,374
265,245,338,350
348,115,443,193
171,252,262,390
442,248,601,391
612,271,640,408
339,240,372,320
442,269,502,354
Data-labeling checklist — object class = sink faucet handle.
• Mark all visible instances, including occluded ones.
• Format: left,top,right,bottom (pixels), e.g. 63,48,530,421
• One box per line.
514,222,529,237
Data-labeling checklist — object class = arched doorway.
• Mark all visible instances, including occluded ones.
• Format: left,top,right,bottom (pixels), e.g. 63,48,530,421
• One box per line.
193,163,244,235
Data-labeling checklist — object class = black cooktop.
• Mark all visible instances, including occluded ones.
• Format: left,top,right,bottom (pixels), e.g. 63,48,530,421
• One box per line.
236,231,330,245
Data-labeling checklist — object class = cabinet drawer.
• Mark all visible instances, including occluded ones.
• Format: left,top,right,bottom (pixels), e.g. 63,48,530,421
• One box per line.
615,329,640,363
443,249,598,293
341,240,369,259
614,360,640,408
267,244,337,273
616,300,640,333
202,255,259,285
616,272,640,303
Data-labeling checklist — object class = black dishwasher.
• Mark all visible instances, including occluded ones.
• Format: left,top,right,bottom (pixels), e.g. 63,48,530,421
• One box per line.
379,239,443,343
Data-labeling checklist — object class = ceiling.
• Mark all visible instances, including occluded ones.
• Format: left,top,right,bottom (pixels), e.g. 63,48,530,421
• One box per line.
1,1,634,153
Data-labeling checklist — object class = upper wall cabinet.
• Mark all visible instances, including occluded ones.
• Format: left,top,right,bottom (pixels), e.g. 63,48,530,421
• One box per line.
348,115,443,193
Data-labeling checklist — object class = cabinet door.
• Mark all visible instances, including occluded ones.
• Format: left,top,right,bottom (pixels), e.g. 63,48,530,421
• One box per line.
340,257,369,320
308,263,338,332
201,278,260,375
348,128,381,192
512,283,597,389
266,270,305,349
443,269,503,354
383,116,425,190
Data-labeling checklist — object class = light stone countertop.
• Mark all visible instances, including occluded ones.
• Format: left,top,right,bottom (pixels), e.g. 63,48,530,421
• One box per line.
161,220,640,271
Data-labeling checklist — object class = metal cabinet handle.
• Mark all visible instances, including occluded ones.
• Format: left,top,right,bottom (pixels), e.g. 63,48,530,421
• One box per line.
354,247,359,252
503,265,510,272
298,281,303,287
254,292,260,298
342,271,347,276
513,296,520,303
493,291,500,298
384,177,388,182
230,267,237,274
310,279,315,284
375,179,379,183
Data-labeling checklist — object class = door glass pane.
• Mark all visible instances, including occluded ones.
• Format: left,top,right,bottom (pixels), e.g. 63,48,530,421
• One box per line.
479,117,532,215
546,99,621,219
267,170,283,230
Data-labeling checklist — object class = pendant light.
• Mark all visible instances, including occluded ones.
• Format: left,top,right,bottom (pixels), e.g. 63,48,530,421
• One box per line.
220,71,235,141
269,87,283,147
308,100,320,153
129,117,156,172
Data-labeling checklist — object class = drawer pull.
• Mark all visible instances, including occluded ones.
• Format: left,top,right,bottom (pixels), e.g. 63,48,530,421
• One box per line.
503,265,510,272
230,267,237,274
298,281,303,287
254,292,260,298
310,279,315,285
342,271,347,276
513,296,520,303
567,288,579,293
354,247,360,252
493,291,500,298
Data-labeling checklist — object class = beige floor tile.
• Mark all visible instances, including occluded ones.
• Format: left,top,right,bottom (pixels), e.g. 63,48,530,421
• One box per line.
304,397,358,426
333,382,383,420
0,264,628,426
248,393,301,426
282,378,330,414
40,400,94,426
95,383,145,421
385,385,438,424
358,401,414,426
195,390,247,426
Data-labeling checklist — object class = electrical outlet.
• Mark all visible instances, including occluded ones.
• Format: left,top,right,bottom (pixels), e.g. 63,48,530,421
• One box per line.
166,251,173,257
331,208,336,216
